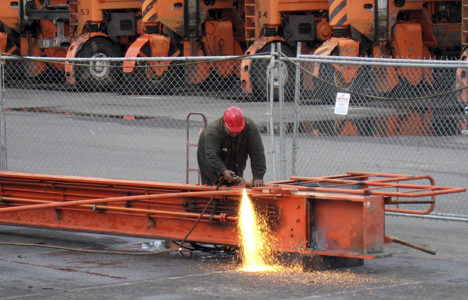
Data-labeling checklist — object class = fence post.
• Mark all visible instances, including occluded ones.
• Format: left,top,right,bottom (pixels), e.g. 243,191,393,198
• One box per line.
267,44,277,180
0,59,7,170
292,42,301,176
277,42,287,180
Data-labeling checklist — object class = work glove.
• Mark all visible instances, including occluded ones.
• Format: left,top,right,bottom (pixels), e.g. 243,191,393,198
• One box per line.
252,179,264,187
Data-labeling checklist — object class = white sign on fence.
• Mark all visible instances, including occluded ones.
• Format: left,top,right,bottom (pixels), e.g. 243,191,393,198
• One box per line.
334,92,350,115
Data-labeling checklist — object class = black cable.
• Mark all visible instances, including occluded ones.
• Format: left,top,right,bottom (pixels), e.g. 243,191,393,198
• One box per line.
0,241,174,255
177,177,224,257
282,53,468,101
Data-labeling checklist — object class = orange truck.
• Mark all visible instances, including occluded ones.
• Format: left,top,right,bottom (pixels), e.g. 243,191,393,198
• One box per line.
0,0,71,78
0,1,331,94
123,0,331,99
0,0,142,88
310,0,462,97
2,1,465,105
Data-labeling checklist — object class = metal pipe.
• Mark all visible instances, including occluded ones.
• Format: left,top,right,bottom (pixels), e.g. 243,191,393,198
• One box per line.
385,234,436,255
385,206,435,215
386,212,468,222
294,54,468,68
386,200,434,204
289,175,465,197
0,61,6,170
0,55,272,62
4,53,468,68
292,42,301,176
186,112,207,184
1,196,237,221
292,191,368,202
278,42,286,180
267,43,277,181
0,189,243,213
0,170,222,191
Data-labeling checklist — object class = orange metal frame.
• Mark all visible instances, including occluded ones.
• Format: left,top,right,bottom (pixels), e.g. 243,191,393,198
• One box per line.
0,171,464,260
186,112,207,185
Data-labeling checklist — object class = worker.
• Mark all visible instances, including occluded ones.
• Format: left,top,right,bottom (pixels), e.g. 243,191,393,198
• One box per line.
197,106,266,187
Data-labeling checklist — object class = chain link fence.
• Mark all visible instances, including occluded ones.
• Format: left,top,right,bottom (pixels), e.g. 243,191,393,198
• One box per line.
0,46,467,220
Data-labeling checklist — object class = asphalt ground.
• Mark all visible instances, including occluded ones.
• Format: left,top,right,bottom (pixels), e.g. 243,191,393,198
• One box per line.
3,88,393,127
0,215,467,300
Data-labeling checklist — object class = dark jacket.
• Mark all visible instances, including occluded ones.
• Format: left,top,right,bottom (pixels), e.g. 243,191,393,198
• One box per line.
197,117,266,185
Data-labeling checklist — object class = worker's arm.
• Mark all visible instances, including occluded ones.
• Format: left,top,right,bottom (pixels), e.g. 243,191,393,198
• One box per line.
203,129,228,177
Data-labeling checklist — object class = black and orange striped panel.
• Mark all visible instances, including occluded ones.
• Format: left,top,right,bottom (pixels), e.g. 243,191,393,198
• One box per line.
142,0,158,23
329,0,348,26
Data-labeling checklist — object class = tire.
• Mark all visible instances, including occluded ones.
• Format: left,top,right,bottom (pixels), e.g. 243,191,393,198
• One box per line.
355,118,376,136
432,94,462,136
432,68,461,136
75,37,121,91
311,61,337,104
129,43,178,95
312,49,364,105
250,43,295,102
4,56,25,87
352,64,375,106
196,72,242,97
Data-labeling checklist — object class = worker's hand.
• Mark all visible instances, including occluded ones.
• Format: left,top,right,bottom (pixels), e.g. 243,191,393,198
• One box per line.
222,170,236,183
252,179,264,187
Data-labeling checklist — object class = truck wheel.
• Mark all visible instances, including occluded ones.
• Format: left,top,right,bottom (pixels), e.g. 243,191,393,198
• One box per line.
250,43,295,101
75,37,120,91
432,68,460,135
432,93,462,136
312,48,363,105
3,40,25,85
311,62,336,104
132,43,173,94
312,48,370,105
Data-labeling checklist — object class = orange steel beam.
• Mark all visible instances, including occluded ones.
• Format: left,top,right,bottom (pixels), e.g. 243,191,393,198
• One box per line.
0,189,245,213
0,171,465,261
1,196,238,223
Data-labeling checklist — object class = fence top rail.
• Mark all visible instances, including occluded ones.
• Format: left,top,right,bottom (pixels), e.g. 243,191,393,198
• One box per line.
292,54,468,69
1,53,467,69
0,54,271,62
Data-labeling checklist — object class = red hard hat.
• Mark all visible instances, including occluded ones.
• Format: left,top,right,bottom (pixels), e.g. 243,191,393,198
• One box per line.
223,106,245,132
